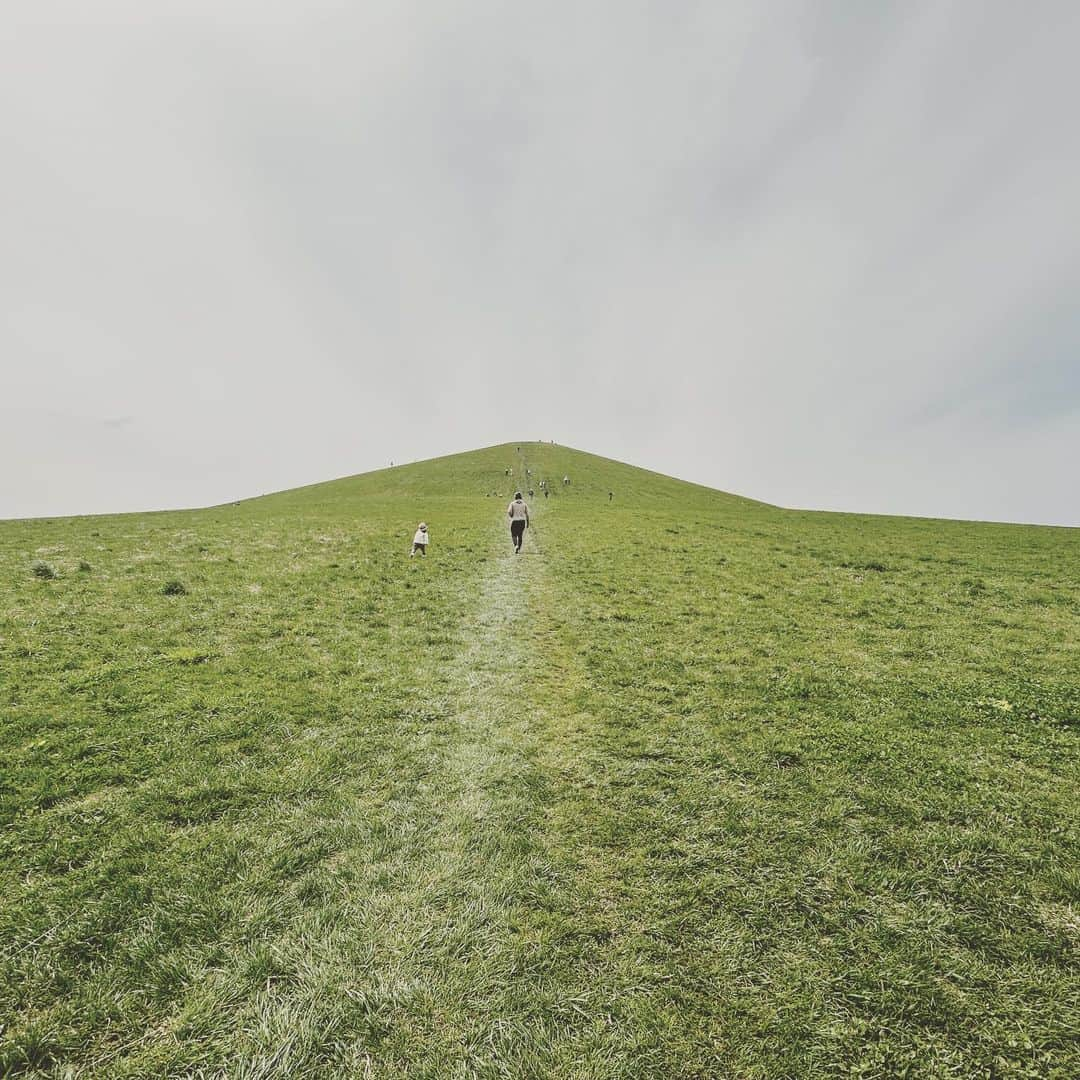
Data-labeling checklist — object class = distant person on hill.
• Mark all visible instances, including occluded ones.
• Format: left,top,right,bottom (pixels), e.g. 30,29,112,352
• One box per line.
544,488,549,499
410,522,428,557
608,490,613,501
563,475,570,486
507,492,530,553
528,488,535,499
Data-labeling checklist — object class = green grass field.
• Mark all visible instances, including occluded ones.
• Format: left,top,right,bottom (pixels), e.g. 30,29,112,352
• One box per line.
2,442,1078,1078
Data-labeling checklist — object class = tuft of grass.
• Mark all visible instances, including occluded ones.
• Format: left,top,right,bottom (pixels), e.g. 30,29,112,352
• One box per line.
165,647,214,665
161,579,187,595
30,560,56,579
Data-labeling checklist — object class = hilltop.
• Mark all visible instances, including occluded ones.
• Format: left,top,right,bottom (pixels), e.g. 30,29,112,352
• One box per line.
1,443,1078,1077
238,441,771,509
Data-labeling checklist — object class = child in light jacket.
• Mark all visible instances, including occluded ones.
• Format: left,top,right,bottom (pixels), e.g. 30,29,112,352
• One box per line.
410,523,428,557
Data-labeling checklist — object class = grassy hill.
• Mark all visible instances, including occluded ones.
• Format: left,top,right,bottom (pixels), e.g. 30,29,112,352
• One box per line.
1,442,1077,1077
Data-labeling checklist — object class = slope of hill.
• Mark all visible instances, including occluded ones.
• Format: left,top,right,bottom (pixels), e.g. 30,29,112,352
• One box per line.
244,440,773,509
1,443,1078,1077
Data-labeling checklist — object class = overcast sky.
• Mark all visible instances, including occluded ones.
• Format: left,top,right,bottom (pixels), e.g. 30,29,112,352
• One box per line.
3,1,1078,525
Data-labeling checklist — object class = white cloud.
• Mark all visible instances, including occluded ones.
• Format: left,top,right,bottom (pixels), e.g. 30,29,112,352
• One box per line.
3,0,1078,523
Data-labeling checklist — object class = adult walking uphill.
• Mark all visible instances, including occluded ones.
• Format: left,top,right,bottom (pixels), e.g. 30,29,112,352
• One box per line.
507,491,530,553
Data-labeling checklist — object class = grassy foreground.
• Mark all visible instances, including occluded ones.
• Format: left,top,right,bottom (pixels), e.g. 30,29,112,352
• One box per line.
1,442,1077,1078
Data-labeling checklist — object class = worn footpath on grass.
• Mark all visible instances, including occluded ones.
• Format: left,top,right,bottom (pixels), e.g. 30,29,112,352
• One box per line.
1,442,1078,1078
